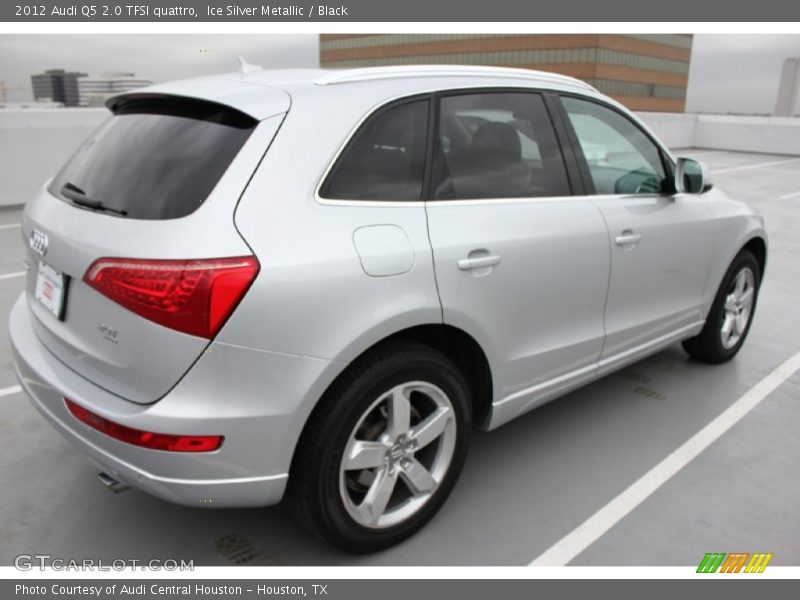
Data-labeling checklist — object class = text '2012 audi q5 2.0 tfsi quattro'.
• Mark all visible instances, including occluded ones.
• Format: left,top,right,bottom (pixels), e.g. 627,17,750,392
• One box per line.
10,65,766,552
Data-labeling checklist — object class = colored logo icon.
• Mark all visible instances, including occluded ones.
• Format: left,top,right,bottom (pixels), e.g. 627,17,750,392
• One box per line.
697,552,773,573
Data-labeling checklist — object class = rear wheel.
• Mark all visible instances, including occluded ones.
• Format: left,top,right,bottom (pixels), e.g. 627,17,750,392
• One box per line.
682,250,760,363
288,342,471,552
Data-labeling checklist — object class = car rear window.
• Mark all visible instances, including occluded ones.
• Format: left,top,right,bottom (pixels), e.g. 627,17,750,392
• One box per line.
48,96,258,220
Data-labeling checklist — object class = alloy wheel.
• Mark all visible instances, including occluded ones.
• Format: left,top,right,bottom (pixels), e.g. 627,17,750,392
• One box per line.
721,267,755,350
339,381,457,529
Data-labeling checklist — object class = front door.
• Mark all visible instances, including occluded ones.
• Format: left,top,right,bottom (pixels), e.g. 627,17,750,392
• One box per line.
559,95,714,369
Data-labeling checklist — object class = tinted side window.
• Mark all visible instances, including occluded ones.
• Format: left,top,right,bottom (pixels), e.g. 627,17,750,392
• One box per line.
322,100,429,201
433,92,570,200
561,96,668,195
49,99,257,220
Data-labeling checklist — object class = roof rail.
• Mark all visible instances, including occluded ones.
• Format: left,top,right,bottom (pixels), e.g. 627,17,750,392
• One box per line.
315,65,596,91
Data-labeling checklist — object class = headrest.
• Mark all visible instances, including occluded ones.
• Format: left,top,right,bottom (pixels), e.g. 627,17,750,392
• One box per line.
468,121,522,170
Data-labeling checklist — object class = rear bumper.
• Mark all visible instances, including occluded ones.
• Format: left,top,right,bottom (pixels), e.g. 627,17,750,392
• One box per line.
9,293,338,508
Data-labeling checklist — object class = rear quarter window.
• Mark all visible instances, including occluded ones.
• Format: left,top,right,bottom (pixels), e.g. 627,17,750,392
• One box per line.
320,99,430,201
49,97,257,220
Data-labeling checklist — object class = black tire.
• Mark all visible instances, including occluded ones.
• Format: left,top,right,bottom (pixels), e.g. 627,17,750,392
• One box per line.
287,341,472,553
682,249,761,363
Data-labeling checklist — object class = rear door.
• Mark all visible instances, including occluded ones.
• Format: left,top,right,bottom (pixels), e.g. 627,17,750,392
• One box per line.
22,94,287,404
557,95,714,368
425,90,611,422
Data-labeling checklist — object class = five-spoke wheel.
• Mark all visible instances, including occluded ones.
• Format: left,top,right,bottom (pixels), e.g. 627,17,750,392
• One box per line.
289,342,470,552
683,249,761,363
339,381,456,529
720,267,756,350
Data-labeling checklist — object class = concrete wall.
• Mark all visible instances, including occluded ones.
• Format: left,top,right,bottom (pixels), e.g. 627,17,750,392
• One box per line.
0,108,799,208
691,115,800,155
636,112,696,148
637,112,800,156
0,108,107,207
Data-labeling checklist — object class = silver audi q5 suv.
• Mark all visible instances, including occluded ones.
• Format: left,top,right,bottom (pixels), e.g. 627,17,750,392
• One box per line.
10,65,766,551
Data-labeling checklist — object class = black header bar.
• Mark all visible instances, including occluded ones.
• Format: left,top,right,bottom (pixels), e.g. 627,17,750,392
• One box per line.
3,0,800,22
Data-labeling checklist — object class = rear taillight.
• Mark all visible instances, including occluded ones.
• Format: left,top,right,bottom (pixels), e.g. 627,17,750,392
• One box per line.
65,398,223,452
83,256,259,339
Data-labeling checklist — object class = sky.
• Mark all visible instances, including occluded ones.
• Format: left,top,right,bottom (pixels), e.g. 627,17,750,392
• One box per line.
685,34,800,114
0,34,320,100
0,34,798,115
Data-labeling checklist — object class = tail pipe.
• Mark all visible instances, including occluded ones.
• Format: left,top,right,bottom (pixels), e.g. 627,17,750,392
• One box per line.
97,472,130,494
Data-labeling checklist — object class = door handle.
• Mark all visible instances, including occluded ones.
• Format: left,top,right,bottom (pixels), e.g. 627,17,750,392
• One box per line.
614,231,642,246
458,255,502,271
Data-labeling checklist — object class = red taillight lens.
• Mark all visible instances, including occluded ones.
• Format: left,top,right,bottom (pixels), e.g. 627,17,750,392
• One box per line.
65,398,223,452
83,256,259,339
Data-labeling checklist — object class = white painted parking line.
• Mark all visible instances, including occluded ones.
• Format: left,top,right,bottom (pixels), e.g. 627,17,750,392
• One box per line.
713,157,800,175
0,223,20,230
780,191,800,200
530,348,800,566
0,385,22,399
0,271,25,281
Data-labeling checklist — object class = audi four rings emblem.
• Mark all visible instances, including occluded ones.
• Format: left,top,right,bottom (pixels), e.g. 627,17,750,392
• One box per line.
29,228,48,257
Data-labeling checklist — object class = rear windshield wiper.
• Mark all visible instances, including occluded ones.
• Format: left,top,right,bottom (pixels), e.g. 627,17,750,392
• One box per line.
61,182,128,216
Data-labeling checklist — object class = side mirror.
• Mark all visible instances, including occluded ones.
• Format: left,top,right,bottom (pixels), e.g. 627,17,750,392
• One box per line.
675,157,713,194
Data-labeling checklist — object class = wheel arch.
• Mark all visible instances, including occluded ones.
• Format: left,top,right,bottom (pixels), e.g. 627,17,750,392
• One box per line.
326,323,492,429
374,324,495,430
286,323,495,482
742,236,767,279
683,233,765,363
700,232,767,327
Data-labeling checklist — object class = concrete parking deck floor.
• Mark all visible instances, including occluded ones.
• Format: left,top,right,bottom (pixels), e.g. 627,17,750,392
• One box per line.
0,148,798,566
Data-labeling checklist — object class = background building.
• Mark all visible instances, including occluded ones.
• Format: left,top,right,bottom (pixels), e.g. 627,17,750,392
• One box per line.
0,101,64,109
774,57,800,117
31,69,152,107
31,69,86,106
77,72,152,106
320,34,693,112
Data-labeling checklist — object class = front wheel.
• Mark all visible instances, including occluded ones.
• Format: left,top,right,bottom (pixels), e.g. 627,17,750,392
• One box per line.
288,342,471,552
682,249,761,363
